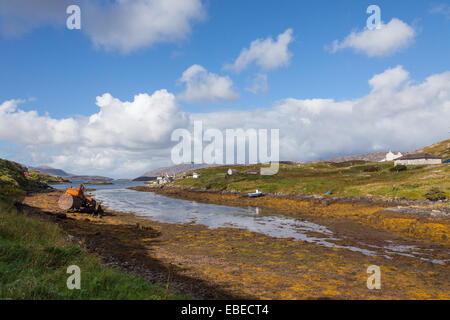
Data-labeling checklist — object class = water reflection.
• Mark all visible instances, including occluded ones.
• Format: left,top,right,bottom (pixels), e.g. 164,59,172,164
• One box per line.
51,182,447,264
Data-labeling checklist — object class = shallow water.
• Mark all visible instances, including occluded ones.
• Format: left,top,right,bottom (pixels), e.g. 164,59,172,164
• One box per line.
51,182,447,264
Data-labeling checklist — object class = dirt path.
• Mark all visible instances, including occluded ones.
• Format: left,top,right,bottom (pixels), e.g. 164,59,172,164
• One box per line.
22,189,450,299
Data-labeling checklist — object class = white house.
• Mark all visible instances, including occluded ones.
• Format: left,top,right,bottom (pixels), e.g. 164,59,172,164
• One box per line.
394,154,442,166
227,168,238,175
192,173,200,179
380,151,403,162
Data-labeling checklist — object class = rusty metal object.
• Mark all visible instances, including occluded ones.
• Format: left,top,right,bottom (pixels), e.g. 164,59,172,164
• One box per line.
58,194,83,210
58,184,102,214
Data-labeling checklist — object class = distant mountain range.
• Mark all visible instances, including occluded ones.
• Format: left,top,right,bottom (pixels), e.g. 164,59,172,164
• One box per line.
29,166,71,177
29,166,113,183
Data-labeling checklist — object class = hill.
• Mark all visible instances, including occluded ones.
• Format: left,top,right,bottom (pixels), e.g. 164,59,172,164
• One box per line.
29,165,71,177
312,139,450,163
172,139,450,201
29,165,113,183
323,151,394,163
174,160,449,200
415,139,450,160
0,158,52,205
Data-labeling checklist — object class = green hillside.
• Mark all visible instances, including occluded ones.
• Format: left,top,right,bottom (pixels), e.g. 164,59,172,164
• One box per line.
176,161,449,201
417,139,450,160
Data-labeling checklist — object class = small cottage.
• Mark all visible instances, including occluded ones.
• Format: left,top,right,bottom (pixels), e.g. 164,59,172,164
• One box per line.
227,168,238,175
394,154,442,166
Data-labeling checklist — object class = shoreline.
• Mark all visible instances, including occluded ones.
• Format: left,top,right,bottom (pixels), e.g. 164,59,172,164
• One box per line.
130,185,450,246
131,184,450,208
22,189,242,300
20,188,450,299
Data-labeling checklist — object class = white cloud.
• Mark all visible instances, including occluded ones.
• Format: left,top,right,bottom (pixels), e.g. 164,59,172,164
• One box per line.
193,67,450,161
1,67,449,177
178,65,239,104
246,73,268,94
85,90,188,148
329,18,416,57
368,65,410,92
0,90,189,177
0,99,79,145
0,0,205,53
224,28,294,72
84,0,206,53
430,4,450,19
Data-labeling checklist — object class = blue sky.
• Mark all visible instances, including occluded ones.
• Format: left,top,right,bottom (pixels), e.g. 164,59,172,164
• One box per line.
0,0,449,177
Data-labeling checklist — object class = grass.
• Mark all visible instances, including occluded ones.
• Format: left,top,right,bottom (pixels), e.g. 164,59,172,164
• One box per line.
0,203,186,299
175,161,450,200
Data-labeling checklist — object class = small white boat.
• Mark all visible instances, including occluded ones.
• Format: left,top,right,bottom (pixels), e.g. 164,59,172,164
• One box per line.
248,189,263,197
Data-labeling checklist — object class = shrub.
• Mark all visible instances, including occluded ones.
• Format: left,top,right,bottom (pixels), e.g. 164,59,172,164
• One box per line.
425,187,447,201
390,165,407,172
363,166,381,172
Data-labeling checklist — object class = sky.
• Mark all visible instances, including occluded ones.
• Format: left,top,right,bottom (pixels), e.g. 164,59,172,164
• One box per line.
0,0,449,178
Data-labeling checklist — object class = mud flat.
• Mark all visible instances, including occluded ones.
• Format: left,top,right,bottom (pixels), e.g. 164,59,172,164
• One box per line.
132,186,450,246
22,189,450,299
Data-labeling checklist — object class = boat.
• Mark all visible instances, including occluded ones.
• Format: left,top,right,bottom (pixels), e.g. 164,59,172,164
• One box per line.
248,189,263,197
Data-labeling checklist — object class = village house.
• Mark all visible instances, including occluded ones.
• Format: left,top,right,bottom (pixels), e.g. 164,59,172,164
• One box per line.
380,151,403,162
227,168,238,175
153,172,174,185
394,153,442,166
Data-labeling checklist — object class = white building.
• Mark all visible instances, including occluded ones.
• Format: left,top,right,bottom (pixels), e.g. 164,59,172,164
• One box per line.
380,151,403,162
394,154,442,166
192,173,199,179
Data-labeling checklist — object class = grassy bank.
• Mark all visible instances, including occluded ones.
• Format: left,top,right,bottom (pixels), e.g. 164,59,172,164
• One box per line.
175,161,449,201
0,204,182,299
0,158,185,300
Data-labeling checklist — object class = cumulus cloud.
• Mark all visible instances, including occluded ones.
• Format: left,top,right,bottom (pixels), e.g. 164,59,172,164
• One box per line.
83,0,205,53
0,99,79,145
224,29,294,72
194,66,450,160
0,0,205,53
0,90,189,177
85,90,188,148
368,65,410,92
1,67,449,177
329,18,416,57
177,65,239,104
